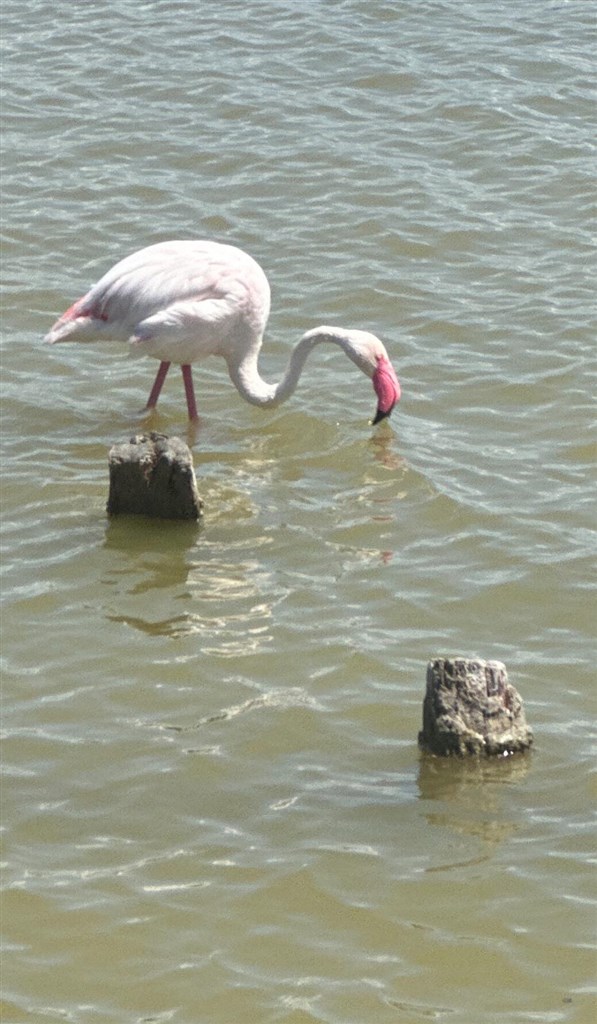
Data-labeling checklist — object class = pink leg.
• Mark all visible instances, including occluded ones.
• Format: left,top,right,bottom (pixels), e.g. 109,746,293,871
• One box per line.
144,360,171,407
181,364,198,421
145,360,171,409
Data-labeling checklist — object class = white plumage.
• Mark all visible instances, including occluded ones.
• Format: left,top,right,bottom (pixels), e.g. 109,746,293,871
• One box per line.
45,240,401,423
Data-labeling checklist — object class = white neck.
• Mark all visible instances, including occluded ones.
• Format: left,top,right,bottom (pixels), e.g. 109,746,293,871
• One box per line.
226,328,372,409
226,333,319,408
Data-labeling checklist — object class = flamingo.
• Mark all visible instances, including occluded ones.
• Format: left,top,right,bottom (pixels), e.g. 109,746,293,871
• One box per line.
45,240,401,424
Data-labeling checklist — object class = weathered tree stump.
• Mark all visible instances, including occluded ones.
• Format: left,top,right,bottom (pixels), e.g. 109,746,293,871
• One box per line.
419,657,533,757
107,432,203,520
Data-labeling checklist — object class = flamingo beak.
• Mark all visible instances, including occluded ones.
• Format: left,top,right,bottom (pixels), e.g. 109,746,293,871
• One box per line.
372,355,401,424
372,405,392,425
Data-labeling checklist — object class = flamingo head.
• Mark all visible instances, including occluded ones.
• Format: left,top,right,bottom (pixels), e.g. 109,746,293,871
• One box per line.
306,328,401,424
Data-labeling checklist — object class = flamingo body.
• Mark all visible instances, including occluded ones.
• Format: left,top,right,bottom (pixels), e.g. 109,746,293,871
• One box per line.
45,240,401,423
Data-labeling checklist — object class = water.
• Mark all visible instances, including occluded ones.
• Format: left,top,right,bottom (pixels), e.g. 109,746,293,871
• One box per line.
2,1,595,1021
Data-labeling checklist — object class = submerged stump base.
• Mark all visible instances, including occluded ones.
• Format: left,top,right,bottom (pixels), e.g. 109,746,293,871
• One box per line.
107,432,203,520
419,657,533,757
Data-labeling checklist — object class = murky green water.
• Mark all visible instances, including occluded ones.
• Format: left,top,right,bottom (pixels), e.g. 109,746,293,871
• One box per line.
2,2,595,1022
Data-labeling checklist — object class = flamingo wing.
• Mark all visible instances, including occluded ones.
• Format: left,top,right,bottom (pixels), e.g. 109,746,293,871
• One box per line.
129,295,244,365
45,241,270,365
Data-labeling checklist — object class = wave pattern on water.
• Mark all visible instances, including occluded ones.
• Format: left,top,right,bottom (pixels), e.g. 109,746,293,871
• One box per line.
2,1,596,1022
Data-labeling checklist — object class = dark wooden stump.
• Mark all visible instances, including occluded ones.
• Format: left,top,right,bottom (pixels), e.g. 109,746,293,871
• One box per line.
418,657,533,757
107,432,203,520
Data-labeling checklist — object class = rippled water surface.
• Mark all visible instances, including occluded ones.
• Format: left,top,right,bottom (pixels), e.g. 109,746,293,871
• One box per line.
2,2,596,1022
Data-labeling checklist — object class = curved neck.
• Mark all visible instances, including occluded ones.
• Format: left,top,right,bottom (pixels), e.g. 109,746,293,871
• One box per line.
226,332,322,409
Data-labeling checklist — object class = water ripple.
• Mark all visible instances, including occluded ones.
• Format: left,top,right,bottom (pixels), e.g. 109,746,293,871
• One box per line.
2,1,595,1021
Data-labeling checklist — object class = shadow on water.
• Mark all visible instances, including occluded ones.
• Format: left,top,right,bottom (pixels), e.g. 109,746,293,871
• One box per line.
416,751,532,868
101,516,202,635
103,510,202,551
100,511,275,648
368,424,409,472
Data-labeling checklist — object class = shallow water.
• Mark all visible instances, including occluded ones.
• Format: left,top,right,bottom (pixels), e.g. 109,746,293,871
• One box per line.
2,2,596,1022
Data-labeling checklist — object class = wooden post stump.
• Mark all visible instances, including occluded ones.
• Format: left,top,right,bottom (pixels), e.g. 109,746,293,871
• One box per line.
418,657,533,757
107,432,203,520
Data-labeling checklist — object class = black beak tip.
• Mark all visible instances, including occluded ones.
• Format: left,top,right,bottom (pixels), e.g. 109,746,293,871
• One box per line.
372,406,393,426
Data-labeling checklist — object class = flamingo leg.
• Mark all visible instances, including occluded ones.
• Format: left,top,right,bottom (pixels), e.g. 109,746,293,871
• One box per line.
145,360,171,409
181,364,198,421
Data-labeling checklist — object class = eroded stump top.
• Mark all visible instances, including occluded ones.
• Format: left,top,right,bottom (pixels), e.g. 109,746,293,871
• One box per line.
419,656,533,757
107,432,203,520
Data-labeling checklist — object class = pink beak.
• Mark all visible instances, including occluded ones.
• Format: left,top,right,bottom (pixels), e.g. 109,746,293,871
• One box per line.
372,355,401,424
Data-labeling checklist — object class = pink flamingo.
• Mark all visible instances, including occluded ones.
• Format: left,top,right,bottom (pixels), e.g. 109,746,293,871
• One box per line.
45,240,401,424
